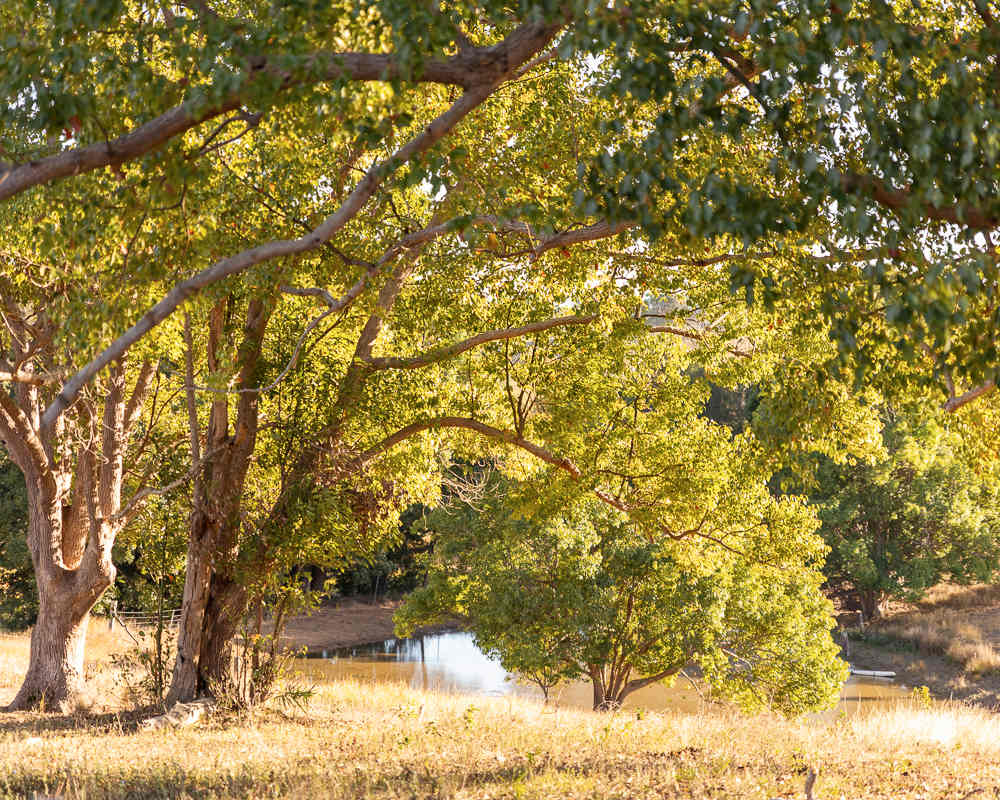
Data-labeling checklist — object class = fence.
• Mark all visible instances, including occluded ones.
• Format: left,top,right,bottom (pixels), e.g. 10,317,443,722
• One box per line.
105,603,183,632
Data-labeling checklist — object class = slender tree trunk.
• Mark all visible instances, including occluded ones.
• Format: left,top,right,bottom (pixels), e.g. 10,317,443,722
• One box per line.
588,662,682,712
591,679,605,711
594,687,624,711
589,665,619,711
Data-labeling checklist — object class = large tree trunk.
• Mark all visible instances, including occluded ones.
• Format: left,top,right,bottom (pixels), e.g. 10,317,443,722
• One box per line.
10,605,88,712
7,506,115,711
168,299,269,704
197,574,247,692
7,575,109,711
168,515,247,703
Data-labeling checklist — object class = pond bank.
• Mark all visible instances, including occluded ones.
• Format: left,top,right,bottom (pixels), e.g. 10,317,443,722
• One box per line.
284,585,1000,709
842,583,1000,710
848,633,1000,710
281,598,455,655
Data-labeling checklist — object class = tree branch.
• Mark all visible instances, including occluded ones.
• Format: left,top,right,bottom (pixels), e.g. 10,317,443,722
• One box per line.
357,416,582,477
841,171,1000,230
622,664,684,697
40,22,562,431
944,379,996,412
532,221,634,258
113,444,225,524
364,314,598,370
124,360,157,435
0,23,562,202
0,364,58,386
648,324,753,359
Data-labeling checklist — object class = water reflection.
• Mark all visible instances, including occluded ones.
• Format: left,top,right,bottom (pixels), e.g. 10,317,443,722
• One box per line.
293,631,909,714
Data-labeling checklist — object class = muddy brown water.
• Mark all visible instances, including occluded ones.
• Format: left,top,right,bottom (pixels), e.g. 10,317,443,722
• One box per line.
292,631,911,715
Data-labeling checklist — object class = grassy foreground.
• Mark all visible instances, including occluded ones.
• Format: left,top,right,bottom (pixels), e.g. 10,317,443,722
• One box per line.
2,626,1000,799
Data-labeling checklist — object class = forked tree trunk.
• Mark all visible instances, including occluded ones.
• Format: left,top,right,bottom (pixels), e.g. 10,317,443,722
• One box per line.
8,573,110,710
2,359,153,712
588,661,683,712
168,299,269,704
7,507,116,711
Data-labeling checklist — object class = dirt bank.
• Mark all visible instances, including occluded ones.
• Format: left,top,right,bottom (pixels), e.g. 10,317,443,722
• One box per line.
842,583,1000,710
281,598,455,655
849,638,1000,709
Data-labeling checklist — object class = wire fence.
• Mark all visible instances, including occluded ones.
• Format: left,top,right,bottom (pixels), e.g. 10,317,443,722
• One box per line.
104,604,183,632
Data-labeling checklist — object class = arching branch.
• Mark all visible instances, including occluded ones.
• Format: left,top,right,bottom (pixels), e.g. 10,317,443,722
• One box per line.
357,416,581,477
648,324,753,359
363,314,598,370
0,22,562,202
944,379,996,412
39,21,562,431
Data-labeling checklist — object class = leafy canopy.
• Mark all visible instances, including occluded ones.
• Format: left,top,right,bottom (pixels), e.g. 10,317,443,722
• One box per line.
397,336,847,715
809,408,1000,618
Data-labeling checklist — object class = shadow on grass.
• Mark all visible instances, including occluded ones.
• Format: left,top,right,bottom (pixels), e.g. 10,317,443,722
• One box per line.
0,760,662,800
0,705,159,735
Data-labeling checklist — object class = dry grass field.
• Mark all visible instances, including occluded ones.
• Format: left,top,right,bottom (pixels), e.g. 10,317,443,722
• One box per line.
1,623,1000,799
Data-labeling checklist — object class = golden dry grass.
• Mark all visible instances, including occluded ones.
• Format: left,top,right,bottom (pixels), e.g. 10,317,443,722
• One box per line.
912,582,1000,611
0,679,998,799
0,628,999,799
876,610,1000,675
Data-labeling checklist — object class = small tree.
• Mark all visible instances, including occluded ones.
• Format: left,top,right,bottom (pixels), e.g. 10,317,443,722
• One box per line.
397,470,846,715
811,412,1000,620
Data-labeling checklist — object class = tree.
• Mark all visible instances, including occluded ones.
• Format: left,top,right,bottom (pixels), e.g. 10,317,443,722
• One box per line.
0,228,195,708
6,0,990,710
397,473,845,714
0,338,157,709
580,0,1000,404
392,321,849,714
810,410,1000,620
142,30,863,701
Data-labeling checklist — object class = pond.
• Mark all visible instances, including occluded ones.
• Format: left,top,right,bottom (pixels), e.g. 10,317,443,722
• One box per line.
292,631,911,715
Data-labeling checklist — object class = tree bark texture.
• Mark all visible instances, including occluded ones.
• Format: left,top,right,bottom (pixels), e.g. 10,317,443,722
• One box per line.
168,299,269,703
1,358,153,711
